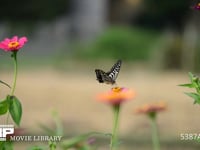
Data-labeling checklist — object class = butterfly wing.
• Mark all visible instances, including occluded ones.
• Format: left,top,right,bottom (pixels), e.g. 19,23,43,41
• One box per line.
107,60,122,81
95,69,104,83
95,69,113,84
95,60,122,85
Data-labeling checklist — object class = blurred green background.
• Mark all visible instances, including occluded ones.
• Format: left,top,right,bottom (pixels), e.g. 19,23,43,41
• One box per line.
1,0,200,149
0,0,200,71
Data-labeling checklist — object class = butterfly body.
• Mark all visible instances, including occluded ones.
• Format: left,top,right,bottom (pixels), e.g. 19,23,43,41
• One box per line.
95,60,122,85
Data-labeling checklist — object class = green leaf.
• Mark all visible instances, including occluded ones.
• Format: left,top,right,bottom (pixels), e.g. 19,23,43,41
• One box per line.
61,132,110,149
0,141,13,150
52,111,64,136
39,111,64,136
27,145,46,150
184,92,200,104
39,124,55,135
188,72,195,83
196,137,200,143
49,141,56,150
179,83,194,88
0,99,9,115
8,95,22,126
0,80,11,88
189,72,199,86
61,134,90,149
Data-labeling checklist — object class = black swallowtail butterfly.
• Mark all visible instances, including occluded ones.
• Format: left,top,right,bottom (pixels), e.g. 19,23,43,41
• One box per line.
95,60,122,85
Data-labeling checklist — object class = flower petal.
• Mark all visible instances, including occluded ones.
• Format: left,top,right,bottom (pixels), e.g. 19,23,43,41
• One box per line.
135,102,167,114
0,43,7,50
97,87,135,105
3,38,11,43
19,37,28,45
11,36,18,42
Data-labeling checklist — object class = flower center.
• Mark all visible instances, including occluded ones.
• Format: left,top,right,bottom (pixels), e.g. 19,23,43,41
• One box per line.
112,87,122,92
8,41,19,49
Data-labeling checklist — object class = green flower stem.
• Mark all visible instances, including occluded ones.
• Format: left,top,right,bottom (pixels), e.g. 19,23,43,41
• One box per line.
11,51,18,96
7,51,18,124
6,111,10,124
49,141,56,150
110,104,120,150
149,112,160,150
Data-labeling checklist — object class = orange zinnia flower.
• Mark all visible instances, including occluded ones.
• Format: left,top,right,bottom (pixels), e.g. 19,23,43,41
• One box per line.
135,102,166,114
97,87,135,105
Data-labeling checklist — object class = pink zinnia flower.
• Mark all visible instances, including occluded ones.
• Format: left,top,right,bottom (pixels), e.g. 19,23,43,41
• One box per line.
0,36,28,52
193,3,200,10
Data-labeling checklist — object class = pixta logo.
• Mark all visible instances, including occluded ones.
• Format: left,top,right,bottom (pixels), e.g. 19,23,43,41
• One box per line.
0,125,14,141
